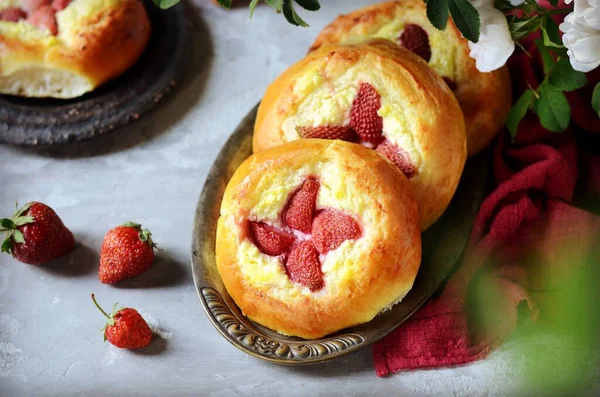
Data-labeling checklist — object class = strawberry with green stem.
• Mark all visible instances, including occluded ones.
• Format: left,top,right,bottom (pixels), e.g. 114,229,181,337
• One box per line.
99,222,161,284
1,202,75,265
91,294,153,349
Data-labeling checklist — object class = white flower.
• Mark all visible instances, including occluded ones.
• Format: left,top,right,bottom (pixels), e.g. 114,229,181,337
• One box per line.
560,0,600,73
467,4,515,72
509,0,525,5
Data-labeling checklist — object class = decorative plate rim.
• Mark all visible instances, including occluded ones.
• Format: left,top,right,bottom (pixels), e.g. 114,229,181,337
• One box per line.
191,105,488,364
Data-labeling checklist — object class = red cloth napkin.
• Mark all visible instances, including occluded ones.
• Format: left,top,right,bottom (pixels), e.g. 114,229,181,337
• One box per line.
373,41,600,376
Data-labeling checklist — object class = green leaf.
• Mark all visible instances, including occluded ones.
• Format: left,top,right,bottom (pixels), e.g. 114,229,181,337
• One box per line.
294,0,320,11
12,230,24,244
14,216,34,226
138,229,150,242
426,0,449,30
509,16,542,40
153,0,180,9
449,0,481,43
549,58,587,92
215,0,232,8
494,0,513,13
506,90,535,140
249,0,260,17
265,0,283,12
534,83,571,133
541,17,563,48
592,83,600,117
547,0,558,6
535,39,553,74
15,202,33,218
282,0,308,27
0,219,15,230
122,221,142,229
1,238,11,254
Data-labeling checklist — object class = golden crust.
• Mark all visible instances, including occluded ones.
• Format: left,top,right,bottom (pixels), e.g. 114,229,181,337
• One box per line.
254,39,467,230
216,139,422,339
309,0,512,157
0,0,150,98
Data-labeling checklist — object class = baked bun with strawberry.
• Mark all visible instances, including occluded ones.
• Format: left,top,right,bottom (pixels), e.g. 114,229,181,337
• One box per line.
253,39,466,230
216,139,421,339
0,0,151,98
309,0,511,157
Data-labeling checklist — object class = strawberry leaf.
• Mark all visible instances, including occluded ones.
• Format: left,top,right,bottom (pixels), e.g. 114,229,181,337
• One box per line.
0,218,15,230
1,238,12,254
12,230,25,244
14,202,33,218
14,216,34,226
122,221,142,229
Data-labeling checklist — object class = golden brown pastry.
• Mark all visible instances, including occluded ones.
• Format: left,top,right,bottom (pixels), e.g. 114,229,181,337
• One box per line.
216,139,422,339
310,0,511,157
254,39,466,230
0,0,151,98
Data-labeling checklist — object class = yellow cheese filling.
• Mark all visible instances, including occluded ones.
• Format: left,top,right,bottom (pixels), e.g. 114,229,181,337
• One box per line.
228,150,380,300
333,10,460,79
282,61,429,170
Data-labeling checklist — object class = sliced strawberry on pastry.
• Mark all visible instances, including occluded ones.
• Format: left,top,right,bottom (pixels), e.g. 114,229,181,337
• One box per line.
0,8,26,22
27,5,57,35
51,0,71,11
21,0,51,12
376,141,416,179
281,177,320,234
399,24,431,62
312,209,361,254
296,125,357,141
249,221,295,256
350,82,384,145
284,241,324,291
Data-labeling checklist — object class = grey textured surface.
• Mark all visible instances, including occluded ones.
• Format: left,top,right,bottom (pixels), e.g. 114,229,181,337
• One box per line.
0,1,552,396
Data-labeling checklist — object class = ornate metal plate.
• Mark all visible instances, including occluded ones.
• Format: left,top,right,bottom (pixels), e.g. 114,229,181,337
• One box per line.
0,0,190,146
191,105,488,364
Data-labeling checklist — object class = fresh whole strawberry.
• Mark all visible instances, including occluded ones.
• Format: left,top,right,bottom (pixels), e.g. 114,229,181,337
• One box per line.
350,82,384,145
1,202,75,265
99,222,159,284
91,294,153,349
399,24,432,62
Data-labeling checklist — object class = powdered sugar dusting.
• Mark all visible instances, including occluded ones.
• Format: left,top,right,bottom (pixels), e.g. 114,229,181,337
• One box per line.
138,310,172,340
0,315,19,339
0,342,23,377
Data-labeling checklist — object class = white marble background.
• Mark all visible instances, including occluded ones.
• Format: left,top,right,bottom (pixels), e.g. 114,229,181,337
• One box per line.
0,1,587,396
